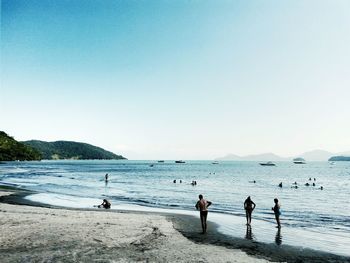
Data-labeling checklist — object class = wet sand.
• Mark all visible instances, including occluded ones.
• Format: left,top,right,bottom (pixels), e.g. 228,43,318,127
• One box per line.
0,188,268,263
1,188,349,262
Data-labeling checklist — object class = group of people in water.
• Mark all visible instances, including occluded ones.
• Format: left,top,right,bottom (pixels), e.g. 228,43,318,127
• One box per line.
173,179,197,185
277,177,323,190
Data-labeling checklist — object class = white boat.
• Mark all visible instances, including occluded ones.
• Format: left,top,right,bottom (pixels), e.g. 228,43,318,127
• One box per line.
259,161,276,166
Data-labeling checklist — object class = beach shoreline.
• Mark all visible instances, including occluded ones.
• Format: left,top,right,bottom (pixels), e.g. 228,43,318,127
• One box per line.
0,187,269,263
1,186,349,262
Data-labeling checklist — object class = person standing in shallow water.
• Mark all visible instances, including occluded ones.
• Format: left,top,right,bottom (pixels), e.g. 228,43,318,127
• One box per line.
272,198,281,228
244,196,256,225
195,194,212,234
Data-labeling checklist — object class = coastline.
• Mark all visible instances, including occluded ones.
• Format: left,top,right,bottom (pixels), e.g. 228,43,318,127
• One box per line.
0,187,268,263
1,187,349,262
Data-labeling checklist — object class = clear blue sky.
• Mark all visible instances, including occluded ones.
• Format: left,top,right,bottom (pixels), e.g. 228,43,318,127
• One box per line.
1,0,350,159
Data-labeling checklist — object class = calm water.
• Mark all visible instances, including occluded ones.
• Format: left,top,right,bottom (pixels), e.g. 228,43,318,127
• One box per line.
1,160,349,256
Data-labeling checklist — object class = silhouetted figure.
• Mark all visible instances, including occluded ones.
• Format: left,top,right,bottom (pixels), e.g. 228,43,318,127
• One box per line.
105,173,109,182
314,178,316,181
293,181,297,185
244,196,256,226
312,182,315,186
278,182,283,188
291,185,298,189
309,177,312,181
272,198,281,228
195,194,212,234
98,199,111,209
173,179,176,183
179,180,182,183
320,186,324,190
305,183,310,186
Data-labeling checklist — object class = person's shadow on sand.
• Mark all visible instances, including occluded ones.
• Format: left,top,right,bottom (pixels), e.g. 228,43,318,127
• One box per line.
245,225,254,240
275,228,282,246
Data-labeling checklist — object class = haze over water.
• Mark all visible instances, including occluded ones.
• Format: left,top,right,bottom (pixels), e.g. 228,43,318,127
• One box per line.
1,160,349,256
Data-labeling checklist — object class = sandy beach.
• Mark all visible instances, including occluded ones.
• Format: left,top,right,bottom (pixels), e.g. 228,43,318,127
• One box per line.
0,190,270,263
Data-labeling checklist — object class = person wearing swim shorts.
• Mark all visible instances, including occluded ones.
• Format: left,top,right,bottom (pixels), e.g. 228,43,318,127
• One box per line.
195,194,212,234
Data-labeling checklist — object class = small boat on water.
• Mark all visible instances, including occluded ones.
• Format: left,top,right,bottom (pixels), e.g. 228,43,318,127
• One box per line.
157,160,165,163
175,160,185,164
259,161,276,166
293,158,306,164
212,161,219,164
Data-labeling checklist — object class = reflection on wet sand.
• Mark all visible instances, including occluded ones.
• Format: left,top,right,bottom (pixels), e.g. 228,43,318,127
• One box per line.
245,225,254,240
275,228,282,246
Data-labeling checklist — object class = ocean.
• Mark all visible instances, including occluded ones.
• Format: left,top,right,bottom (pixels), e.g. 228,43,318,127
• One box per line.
0,160,349,257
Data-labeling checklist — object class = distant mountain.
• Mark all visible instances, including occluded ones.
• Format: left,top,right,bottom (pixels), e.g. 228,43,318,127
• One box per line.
23,140,126,160
0,131,42,161
217,149,350,161
216,152,287,161
328,156,350,161
297,150,333,162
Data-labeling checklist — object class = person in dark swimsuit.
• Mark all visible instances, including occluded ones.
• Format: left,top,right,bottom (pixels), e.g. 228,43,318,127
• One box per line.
244,196,256,225
272,198,281,228
195,194,212,234
98,199,111,209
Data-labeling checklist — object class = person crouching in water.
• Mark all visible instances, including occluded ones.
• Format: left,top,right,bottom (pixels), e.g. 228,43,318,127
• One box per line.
272,198,281,228
195,194,212,234
98,199,111,209
244,196,256,226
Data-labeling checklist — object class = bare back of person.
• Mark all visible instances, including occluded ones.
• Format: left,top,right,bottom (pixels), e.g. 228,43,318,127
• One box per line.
195,194,212,234
197,199,209,211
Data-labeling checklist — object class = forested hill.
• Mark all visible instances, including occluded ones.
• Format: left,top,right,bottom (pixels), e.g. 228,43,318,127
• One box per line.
22,140,126,160
0,131,42,161
328,156,350,161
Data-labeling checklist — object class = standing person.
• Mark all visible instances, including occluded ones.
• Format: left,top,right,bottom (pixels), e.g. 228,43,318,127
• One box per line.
272,198,281,228
195,194,212,234
244,196,256,225
105,173,109,182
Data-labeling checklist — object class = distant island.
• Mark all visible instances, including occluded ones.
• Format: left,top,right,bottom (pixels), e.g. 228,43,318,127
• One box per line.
0,131,41,161
23,140,126,160
0,131,126,161
328,156,350,161
217,149,350,162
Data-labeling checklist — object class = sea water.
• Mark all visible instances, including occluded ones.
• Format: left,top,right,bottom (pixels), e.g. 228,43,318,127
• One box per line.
0,160,349,256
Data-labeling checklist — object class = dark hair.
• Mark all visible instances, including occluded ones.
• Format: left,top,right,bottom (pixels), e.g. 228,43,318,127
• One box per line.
274,198,278,203
199,194,203,199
